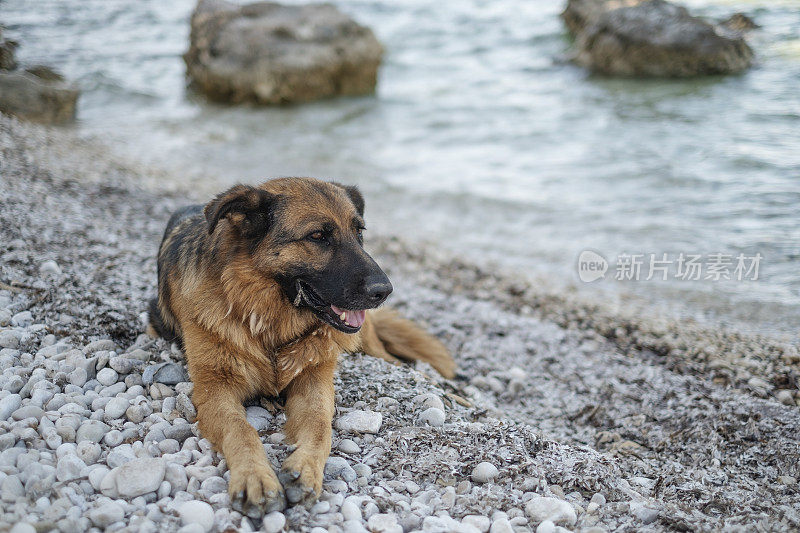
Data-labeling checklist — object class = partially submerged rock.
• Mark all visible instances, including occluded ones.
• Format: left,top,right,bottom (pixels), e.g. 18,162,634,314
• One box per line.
0,28,79,124
562,0,616,35
562,0,754,77
719,13,759,34
0,29,17,70
184,0,383,105
0,69,79,124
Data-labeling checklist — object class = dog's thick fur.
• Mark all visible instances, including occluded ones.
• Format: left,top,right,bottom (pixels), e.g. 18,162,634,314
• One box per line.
148,178,455,513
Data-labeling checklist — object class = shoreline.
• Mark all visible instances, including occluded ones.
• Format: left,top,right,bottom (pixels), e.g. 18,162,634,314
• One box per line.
1,115,799,531
370,237,800,402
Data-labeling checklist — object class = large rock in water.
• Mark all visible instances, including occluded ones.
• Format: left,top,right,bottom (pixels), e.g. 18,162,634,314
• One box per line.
0,67,79,124
562,0,753,77
0,30,18,71
184,0,383,104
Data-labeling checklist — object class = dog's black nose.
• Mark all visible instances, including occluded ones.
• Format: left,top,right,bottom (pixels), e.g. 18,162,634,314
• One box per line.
364,274,393,304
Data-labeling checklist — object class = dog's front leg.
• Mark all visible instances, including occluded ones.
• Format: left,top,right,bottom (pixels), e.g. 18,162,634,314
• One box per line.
185,329,285,514
280,358,336,506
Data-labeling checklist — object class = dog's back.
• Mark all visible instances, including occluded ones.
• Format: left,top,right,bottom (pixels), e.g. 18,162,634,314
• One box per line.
148,204,205,345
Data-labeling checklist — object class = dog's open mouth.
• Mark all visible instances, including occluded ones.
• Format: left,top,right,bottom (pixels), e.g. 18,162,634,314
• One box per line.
294,281,366,333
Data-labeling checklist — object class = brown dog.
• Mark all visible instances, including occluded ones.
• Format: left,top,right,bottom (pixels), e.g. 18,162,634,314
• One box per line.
148,177,455,514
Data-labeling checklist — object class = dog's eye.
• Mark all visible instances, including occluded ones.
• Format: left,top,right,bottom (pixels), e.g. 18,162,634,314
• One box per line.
308,231,326,242
356,228,364,241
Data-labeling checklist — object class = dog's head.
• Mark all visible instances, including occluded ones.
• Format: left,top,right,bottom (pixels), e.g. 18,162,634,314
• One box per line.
204,178,392,333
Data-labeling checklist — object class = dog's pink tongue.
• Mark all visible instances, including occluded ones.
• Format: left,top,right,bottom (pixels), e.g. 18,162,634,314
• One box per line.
331,306,366,328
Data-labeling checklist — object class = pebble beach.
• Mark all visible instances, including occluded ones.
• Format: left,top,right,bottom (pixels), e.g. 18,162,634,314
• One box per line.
1,115,799,532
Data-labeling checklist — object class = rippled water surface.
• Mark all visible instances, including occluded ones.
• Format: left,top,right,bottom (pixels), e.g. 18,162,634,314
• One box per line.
4,0,799,334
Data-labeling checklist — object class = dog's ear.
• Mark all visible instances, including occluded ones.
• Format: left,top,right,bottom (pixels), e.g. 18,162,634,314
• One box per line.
331,182,365,216
204,184,276,238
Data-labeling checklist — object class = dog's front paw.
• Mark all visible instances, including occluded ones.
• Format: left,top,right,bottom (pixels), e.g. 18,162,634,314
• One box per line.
229,462,286,516
279,449,324,507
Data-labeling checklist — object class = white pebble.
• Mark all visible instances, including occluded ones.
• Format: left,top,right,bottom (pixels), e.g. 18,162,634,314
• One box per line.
107,446,135,468
777,390,795,406
535,520,556,533
261,511,286,533
343,521,368,533
405,480,420,494
165,463,188,493
97,368,119,387
104,397,129,420
149,383,174,400
88,466,110,491
76,420,110,443
200,475,226,494
0,394,22,421
39,260,62,277
525,496,577,527
423,516,462,531
126,404,149,423
413,393,445,411
245,405,272,431
341,499,362,521
325,456,357,482
101,457,165,498
471,462,499,483
0,309,10,327
0,331,21,350
367,513,403,533
338,438,361,454
158,438,181,454
76,441,101,465
56,442,77,458
363,501,379,519
418,407,446,427
462,515,491,533
311,500,330,514
35,496,50,511
2,475,25,501
11,311,33,327
179,500,214,532
89,502,125,528
56,454,86,482
158,480,171,499
5,376,24,395
185,464,218,482
507,367,527,380
632,502,659,524
104,430,123,447
489,518,514,533
69,368,88,387
335,410,382,434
